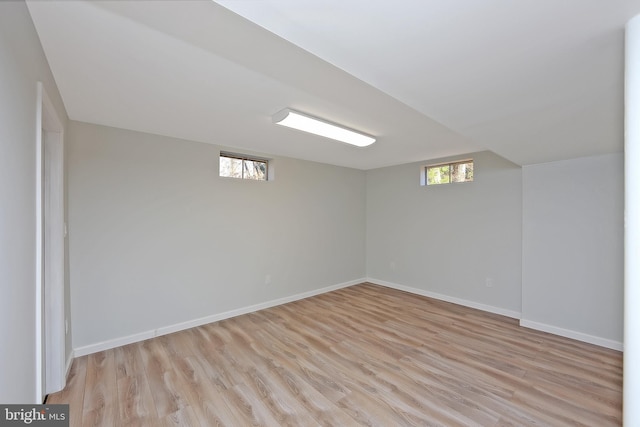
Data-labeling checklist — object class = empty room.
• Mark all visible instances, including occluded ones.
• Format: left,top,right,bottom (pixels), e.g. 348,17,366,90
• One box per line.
2,0,639,425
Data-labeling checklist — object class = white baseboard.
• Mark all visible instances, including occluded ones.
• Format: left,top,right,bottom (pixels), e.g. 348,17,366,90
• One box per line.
367,278,521,319
73,277,623,356
366,277,622,351
520,319,623,351
74,278,364,357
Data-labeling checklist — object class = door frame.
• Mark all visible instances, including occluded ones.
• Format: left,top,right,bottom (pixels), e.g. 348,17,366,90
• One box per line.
35,82,66,401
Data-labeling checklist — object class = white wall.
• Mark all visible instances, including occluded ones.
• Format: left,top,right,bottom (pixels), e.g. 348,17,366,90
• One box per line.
522,153,624,348
366,151,523,316
67,121,366,352
0,1,68,403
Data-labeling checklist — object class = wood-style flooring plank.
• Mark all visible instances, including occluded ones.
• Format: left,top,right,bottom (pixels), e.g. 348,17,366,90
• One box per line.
82,350,118,426
46,355,87,427
116,373,157,424
48,283,623,426
137,338,185,418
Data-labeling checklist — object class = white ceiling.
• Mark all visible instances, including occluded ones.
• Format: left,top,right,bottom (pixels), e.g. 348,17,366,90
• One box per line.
27,1,640,169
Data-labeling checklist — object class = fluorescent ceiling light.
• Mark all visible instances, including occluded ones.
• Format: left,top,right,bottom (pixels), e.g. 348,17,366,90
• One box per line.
273,109,375,147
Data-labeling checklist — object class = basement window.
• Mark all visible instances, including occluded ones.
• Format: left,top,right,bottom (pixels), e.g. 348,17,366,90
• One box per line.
219,152,268,181
424,159,474,185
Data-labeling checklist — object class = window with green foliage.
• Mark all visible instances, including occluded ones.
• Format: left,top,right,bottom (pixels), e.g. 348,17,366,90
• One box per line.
426,160,473,185
219,152,268,181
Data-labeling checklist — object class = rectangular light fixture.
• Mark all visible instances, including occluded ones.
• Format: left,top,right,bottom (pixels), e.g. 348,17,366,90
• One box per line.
273,108,375,147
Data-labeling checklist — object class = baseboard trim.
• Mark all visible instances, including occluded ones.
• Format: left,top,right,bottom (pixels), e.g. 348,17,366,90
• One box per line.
520,319,623,351
74,278,364,357
365,278,622,351
367,278,521,319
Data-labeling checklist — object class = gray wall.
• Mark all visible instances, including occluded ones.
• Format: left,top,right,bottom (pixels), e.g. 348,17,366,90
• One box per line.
67,121,366,350
0,1,68,403
366,151,523,316
522,153,624,347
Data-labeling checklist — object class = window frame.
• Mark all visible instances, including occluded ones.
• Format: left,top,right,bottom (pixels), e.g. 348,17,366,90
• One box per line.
219,151,270,181
422,158,474,186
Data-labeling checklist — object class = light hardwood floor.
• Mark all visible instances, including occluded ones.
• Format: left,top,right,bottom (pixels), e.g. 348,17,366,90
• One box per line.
48,283,622,426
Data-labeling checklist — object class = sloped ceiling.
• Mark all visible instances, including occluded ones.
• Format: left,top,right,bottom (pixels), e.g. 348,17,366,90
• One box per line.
27,1,640,169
